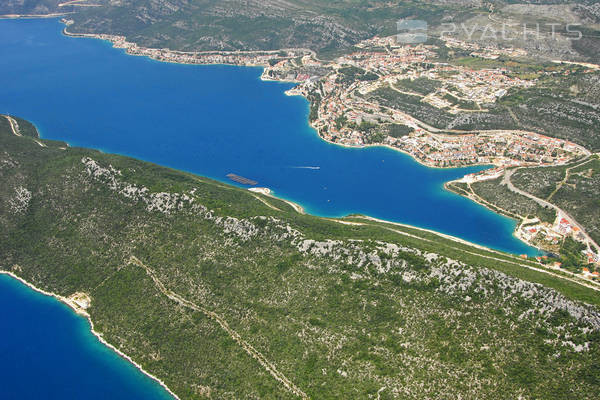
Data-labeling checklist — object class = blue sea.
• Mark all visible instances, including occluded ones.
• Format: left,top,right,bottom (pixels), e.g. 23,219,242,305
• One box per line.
0,18,536,256
0,275,172,399
0,18,539,399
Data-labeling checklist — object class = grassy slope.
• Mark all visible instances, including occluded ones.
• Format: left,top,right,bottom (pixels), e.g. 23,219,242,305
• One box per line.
1,117,600,398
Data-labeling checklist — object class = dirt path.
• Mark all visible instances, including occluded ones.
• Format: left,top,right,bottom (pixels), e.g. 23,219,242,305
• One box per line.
4,115,21,136
547,156,593,202
354,218,600,292
59,0,102,7
249,188,304,214
129,256,309,399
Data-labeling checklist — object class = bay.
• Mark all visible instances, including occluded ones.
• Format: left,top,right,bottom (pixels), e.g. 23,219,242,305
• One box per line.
0,18,536,255
0,16,544,400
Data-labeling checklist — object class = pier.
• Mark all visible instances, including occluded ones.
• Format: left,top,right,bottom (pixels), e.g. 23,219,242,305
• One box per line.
226,173,258,186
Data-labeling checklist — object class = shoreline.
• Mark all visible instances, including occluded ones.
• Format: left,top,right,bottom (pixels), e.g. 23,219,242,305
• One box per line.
37,18,544,255
443,179,556,255
243,187,600,291
0,13,71,19
249,185,534,256
248,187,305,214
0,270,181,400
61,20,585,173
35,18,543,254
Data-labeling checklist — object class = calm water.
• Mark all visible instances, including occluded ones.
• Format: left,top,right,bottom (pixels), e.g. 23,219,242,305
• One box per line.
0,18,536,255
0,17,539,399
0,275,172,399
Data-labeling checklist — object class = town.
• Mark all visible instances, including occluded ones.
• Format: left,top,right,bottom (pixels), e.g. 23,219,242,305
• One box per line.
62,19,600,279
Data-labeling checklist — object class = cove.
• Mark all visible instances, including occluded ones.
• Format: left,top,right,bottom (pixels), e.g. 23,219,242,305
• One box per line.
0,274,173,399
0,18,536,256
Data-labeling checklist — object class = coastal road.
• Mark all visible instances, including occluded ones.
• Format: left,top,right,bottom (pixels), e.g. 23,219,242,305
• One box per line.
503,168,600,252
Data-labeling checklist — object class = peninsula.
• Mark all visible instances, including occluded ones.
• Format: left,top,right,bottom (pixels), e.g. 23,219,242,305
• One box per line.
1,1,600,397
2,113,600,399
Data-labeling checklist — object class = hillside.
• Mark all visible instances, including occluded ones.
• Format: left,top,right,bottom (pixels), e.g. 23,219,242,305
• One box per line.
3,1,599,61
1,115,600,399
446,154,600,278
512,156,600,248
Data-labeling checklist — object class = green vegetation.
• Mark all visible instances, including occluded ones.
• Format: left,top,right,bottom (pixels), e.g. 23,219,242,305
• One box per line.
395,77,441,96
12,116,40,138
1,116,600,398
559,237,591,273
50,0,479,58
442,93,478,110
454,57,546,79
471,177,556,223
498,70,600,151
336,66,378,84
513,156,600,246
367,85,456,129
386,123,413,138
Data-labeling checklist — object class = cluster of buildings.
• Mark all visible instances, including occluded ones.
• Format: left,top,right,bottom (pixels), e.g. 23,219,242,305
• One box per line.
517,212,600,273
260,34,560,169
393,63,535,108
64,23,310,68
374,128,583,169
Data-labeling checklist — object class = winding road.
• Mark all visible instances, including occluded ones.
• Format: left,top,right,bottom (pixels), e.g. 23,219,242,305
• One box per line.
503,167,600,252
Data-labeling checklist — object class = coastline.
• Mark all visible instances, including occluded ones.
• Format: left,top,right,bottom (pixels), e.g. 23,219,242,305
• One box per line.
0,13,70,19
59,20,587,174
443,179,555,255
36,17,550,256
250,184,530,256
46,18,546,255
246,186,600,290
249,187,305,214
0,270,181,400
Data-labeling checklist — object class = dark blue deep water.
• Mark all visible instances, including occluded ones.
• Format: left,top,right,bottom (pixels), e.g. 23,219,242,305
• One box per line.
0,275,172,399
0,18,535,255
0,18,540,398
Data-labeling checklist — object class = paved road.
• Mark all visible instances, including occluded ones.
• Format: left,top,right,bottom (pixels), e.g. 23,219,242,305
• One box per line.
503,168,600,252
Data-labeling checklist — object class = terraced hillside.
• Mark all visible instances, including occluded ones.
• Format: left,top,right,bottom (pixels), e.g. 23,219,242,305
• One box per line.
1,116,600,399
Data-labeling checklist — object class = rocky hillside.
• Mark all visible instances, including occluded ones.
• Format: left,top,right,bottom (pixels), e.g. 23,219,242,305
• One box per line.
1,116,599,398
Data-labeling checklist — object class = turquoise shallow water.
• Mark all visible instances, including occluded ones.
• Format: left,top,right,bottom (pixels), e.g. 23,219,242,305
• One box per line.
0,275,173,399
